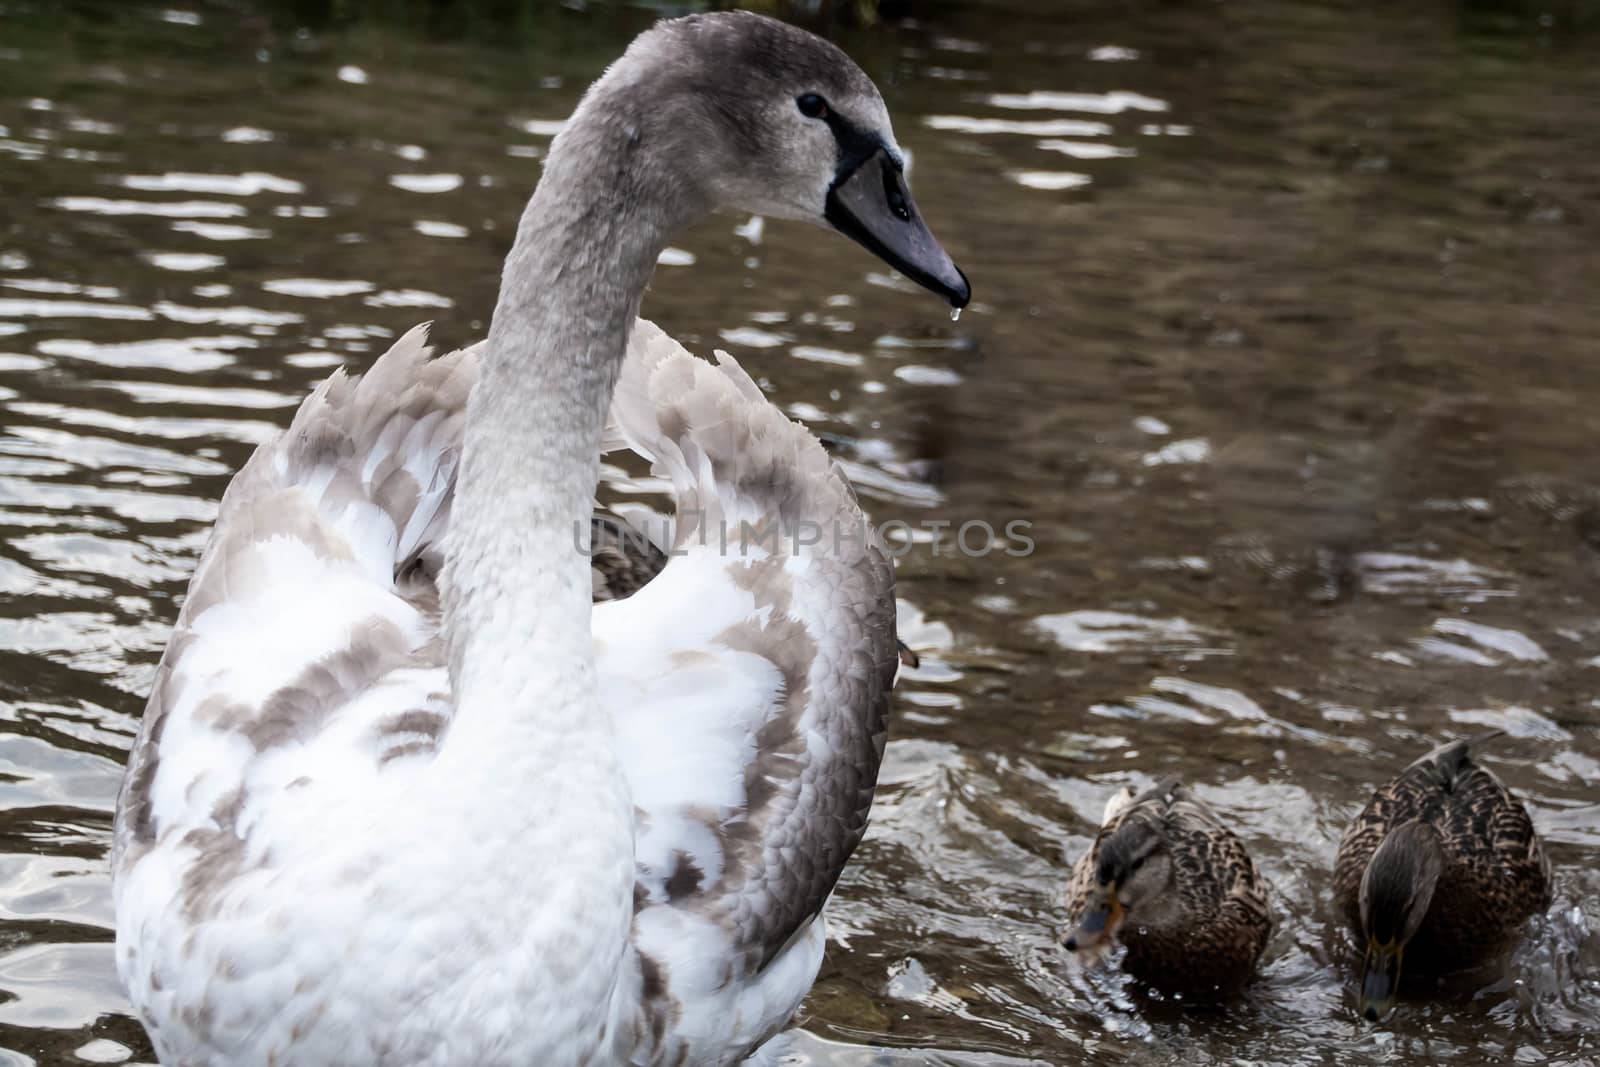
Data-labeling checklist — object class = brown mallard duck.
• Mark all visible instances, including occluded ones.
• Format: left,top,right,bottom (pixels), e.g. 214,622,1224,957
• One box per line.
1062,778,1271,997
1334,730,1552,1022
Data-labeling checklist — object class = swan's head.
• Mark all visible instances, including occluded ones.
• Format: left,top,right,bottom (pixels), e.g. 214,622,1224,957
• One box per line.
615,12,970,309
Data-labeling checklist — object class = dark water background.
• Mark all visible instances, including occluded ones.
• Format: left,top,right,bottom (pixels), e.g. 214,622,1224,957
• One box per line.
1,0,1597,1063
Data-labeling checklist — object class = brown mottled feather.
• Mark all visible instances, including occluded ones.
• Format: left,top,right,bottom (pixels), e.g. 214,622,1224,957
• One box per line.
1064,781,1271,997
1334,732,1551,974
607,322,897,974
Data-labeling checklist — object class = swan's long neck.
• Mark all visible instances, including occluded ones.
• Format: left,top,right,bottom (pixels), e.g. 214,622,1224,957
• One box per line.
444,97,688,703
421,74,702,1039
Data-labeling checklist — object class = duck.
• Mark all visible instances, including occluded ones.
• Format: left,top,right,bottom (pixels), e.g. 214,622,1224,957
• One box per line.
1062,778,1271,998
110,12,970,1066
1334,730,1551,1022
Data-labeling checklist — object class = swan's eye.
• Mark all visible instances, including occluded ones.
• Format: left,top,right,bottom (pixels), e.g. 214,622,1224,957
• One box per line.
797,93,828,120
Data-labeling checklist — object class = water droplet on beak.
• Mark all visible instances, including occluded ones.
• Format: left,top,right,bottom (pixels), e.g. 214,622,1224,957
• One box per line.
950,306,962,322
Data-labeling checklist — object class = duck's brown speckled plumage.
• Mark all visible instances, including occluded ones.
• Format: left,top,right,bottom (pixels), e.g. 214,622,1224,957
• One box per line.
1064,780,1271,997
1334,732,1552,975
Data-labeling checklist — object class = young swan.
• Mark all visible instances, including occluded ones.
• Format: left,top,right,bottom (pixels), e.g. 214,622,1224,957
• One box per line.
112,11,967,1067
1335,732,1551,1022
1062,779,1271,998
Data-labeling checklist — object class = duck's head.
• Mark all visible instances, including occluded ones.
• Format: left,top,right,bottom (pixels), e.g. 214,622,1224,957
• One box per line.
597,11,970,309
1357,821,1444,1023
1063,816,1174,957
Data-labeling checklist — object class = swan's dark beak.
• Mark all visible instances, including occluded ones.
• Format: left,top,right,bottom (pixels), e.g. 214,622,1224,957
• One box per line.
825,149,971,310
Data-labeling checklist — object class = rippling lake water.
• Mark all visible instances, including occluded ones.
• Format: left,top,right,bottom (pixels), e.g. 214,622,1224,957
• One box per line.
1,0,1598,1063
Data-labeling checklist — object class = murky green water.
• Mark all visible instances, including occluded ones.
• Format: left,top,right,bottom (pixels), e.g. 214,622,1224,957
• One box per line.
1,0,1597,1063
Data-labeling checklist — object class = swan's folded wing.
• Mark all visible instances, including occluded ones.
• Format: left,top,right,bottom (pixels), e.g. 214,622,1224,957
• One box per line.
595,321,895,1045
113,326,474,875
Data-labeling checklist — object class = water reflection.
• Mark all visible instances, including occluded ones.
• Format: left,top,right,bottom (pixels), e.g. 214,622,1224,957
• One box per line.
986,91,1167,114
389,173,463,193
925,116,1113,137
120,172,303,195
51,198,248,217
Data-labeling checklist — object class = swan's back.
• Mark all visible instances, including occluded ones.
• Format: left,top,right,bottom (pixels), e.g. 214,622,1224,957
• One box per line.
114,321,897,1065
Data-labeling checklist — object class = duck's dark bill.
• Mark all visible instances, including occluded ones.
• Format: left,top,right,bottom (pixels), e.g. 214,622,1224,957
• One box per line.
1063,897,1118,953
825,149,971,310
1358,943,1400,1022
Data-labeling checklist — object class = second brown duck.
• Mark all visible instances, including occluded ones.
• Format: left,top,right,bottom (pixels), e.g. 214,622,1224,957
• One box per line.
1334,730,1552,1022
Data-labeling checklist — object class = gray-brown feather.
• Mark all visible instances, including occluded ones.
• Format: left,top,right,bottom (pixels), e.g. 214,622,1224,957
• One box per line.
709,546,895,971
113,328,472,870
637,12,880,170
613,332,896,972
117,331,712,868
